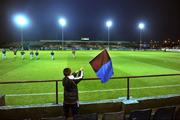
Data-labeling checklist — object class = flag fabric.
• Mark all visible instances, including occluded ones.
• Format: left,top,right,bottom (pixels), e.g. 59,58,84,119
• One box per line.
89,49,114,83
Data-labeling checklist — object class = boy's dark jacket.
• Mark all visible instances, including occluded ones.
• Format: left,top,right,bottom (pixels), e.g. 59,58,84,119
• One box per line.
63,75,82,104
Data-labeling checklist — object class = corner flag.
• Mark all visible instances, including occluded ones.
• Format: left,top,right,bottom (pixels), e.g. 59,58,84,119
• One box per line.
89,49,114,83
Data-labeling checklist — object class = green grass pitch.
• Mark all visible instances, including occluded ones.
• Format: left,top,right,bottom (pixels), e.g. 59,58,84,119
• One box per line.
0,50,180,105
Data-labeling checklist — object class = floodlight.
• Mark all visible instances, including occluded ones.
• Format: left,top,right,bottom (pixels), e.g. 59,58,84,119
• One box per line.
14,14,29,27
138,23,145,30
106,20,112,28
58,18,66,27
138,22,145,50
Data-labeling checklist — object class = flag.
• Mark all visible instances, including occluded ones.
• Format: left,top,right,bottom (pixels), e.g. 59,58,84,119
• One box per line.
89,49,114,83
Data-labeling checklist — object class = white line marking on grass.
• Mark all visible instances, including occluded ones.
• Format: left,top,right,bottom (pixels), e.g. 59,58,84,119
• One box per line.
6,84,180,97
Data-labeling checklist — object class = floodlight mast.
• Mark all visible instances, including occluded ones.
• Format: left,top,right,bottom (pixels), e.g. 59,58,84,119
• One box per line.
138,23,145,50
58,18,66,50
20,27,24,50
13,14,29,50
62,26,64,50
106,20,112,50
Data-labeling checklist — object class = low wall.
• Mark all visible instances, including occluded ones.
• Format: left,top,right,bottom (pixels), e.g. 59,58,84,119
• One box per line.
0,94,180,120
0,104,62,120
0,95,5,106
0,101,122,120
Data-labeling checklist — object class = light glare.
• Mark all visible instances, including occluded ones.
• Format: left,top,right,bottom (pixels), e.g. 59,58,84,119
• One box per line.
138,23,145,30
58,18,66,27
14,14,29,27
106,20,112,28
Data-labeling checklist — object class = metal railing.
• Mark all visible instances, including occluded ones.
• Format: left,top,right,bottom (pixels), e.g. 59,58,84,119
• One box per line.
0,73,180,104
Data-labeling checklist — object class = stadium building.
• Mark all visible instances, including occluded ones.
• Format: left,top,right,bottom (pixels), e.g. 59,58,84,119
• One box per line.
1,39,139,50
39,39,133,50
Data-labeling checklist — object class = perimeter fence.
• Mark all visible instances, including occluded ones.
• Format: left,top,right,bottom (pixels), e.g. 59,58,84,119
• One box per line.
0,73,180,105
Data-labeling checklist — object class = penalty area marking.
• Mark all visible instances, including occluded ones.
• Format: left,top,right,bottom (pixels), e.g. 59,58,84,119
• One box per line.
6,84,180,97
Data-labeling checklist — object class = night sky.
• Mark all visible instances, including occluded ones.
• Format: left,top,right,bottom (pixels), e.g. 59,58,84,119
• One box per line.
0,0,180,43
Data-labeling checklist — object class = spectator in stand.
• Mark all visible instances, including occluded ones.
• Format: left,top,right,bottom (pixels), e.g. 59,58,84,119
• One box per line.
62,68,84,120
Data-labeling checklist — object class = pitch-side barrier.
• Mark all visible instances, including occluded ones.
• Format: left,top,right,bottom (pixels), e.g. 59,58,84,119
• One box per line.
0,73,180,105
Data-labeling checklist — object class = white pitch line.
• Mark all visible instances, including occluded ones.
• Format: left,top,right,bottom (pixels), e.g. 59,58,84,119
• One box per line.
6,84,180,97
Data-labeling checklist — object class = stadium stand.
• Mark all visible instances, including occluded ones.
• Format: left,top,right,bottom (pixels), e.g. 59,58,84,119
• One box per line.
39,40,132,50
127,109,152,120
152,106,176,120
102,111,124,120
39,107,180,120
1,106,180,120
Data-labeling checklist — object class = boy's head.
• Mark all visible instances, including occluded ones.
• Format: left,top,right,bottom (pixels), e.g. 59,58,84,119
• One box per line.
63,68,71,76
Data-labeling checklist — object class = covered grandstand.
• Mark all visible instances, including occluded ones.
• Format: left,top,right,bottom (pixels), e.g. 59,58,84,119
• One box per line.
39,40,134,50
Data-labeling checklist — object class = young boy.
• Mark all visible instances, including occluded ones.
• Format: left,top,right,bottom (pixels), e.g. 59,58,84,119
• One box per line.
62,68,84,120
